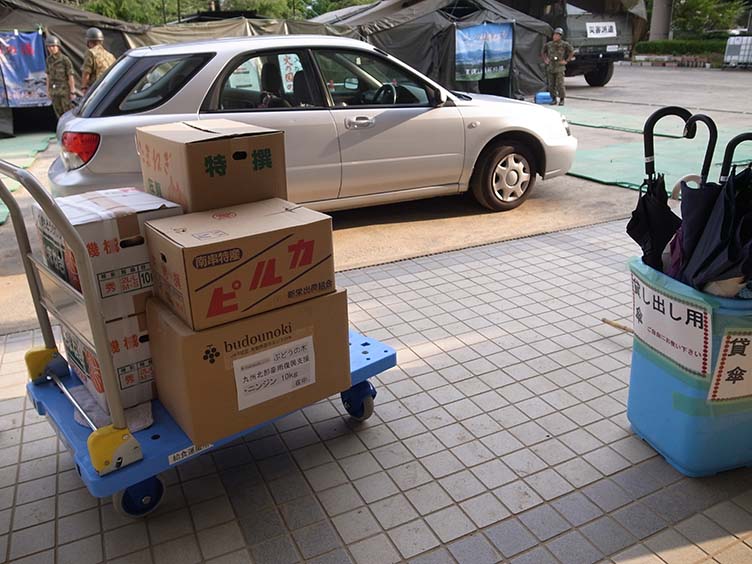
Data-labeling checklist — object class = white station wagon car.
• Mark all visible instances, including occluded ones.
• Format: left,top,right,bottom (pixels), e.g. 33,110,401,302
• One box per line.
50,35,576,212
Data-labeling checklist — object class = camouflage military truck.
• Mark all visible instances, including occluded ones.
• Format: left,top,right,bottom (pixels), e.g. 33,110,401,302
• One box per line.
499,0,648,86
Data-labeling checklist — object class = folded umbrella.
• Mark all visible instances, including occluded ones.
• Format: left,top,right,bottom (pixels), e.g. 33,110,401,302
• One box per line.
627,175,681,271
627,106,696,271
677,115,722,277
680,133,752,290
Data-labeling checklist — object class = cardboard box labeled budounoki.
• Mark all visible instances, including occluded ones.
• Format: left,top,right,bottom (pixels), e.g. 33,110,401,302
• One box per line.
136,119,287,213
62,313,154,414
145,198,335,331
146,289,350,445
33,187,182,322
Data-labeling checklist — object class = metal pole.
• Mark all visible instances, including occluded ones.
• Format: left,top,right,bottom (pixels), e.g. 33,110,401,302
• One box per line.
177,0,182,23
0,161,128,431
0,177,55,348
50,372,97,431
162,0,167,24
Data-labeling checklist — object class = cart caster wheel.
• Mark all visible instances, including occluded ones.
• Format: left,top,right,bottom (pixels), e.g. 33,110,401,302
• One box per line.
342,381,377,422
348,395,374,422
113,476,165,518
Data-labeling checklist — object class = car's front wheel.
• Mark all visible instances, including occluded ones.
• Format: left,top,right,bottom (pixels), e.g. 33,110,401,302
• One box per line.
471,143,537,211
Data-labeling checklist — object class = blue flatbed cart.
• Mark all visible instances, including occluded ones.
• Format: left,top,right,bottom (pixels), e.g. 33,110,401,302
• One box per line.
0,160,396,517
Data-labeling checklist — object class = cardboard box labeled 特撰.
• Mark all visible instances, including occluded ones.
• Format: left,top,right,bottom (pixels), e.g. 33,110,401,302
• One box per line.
62,313,154,413
136,119,287,212
147,289,350,445
34,188,182,322
145,198,335,331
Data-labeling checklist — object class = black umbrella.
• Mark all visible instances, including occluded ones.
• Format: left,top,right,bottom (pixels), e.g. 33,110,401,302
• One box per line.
673,114,721,281
680,132,752,290
627,106,696,271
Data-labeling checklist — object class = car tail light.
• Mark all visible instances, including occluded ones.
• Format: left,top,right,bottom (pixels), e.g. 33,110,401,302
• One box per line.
61,132,100,170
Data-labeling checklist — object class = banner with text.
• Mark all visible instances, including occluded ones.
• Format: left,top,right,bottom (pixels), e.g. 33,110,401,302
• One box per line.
456,22,513,82
0,31,48,107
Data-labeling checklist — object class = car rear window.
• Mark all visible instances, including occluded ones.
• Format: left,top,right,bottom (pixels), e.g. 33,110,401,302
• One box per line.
78,52,213,118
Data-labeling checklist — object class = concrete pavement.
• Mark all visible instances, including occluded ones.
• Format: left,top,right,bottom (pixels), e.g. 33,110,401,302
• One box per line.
0,221,751,563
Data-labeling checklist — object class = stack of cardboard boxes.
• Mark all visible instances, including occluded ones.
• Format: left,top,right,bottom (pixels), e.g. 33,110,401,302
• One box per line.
37,119,351,445
34,188,182,412
139,119,350,445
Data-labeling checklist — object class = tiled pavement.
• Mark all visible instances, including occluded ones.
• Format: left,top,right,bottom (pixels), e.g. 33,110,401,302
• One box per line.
2,220,752,564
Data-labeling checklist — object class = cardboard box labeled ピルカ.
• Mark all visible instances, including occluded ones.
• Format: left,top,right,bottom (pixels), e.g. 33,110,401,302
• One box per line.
147,289,350,445
136,119,287,212
145,198,335,331
34,187,182,322
62,313,155,414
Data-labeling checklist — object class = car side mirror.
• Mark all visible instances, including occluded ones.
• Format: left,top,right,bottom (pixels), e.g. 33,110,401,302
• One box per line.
432,88,448,107
344,77,358,90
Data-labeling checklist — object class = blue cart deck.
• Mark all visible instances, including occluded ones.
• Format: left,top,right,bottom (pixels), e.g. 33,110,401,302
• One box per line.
29,330,395,498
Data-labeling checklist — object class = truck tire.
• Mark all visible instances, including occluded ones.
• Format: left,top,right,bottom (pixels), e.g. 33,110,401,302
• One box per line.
584,62,614,87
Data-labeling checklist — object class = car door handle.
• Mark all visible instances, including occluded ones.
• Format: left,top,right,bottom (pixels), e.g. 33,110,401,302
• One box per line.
345,116,375,130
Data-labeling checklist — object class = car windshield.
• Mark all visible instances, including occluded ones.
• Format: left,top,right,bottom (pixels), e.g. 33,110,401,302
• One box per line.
78,52,213,118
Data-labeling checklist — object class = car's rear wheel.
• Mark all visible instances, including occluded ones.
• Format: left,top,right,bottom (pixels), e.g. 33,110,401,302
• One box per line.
471,143,537,211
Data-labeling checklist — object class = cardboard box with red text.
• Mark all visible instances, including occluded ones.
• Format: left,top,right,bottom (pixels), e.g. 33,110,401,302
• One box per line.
62,314,155,413
145,198,335,331
147,290,350,445
136,119,287,212
34,188,182,322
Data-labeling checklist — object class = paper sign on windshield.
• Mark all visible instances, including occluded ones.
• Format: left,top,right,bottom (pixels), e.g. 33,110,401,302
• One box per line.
586,22,617,38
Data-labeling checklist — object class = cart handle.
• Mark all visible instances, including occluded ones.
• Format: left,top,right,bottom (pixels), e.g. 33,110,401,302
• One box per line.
720,132,752,182
684,114,718,183
0,160,128,431
643,106,696,179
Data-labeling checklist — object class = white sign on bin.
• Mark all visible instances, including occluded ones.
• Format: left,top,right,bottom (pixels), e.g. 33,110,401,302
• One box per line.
631,273,711,377
586,21,617,38
708,330,752,401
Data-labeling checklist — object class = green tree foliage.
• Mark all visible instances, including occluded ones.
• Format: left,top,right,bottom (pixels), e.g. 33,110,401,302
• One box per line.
82,0,234,24
671,0,746,35
221,0,291,18
80,0,372,23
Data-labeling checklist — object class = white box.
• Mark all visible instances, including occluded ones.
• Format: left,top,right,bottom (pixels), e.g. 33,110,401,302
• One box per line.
62,314,154,413
34,188,182,322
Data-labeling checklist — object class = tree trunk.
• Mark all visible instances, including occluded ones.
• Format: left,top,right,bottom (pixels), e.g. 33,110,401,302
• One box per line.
649,0,672,40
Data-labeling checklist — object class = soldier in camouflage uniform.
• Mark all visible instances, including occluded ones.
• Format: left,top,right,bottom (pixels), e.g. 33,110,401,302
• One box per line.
45,36,75,119
542,27,574,106
81,28,115,93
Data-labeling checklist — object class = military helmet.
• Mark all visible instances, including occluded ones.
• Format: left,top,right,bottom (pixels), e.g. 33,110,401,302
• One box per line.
553,27,564,35
45,35,60,47
86,27,104,42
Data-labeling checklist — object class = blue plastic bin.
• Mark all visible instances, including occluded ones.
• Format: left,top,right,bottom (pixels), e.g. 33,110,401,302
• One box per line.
628,259,752,477
534,91,553,104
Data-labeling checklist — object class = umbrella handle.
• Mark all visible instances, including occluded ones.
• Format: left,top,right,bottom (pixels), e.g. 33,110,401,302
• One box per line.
643,106,696,178
720,132,752,182
684,114,718,182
